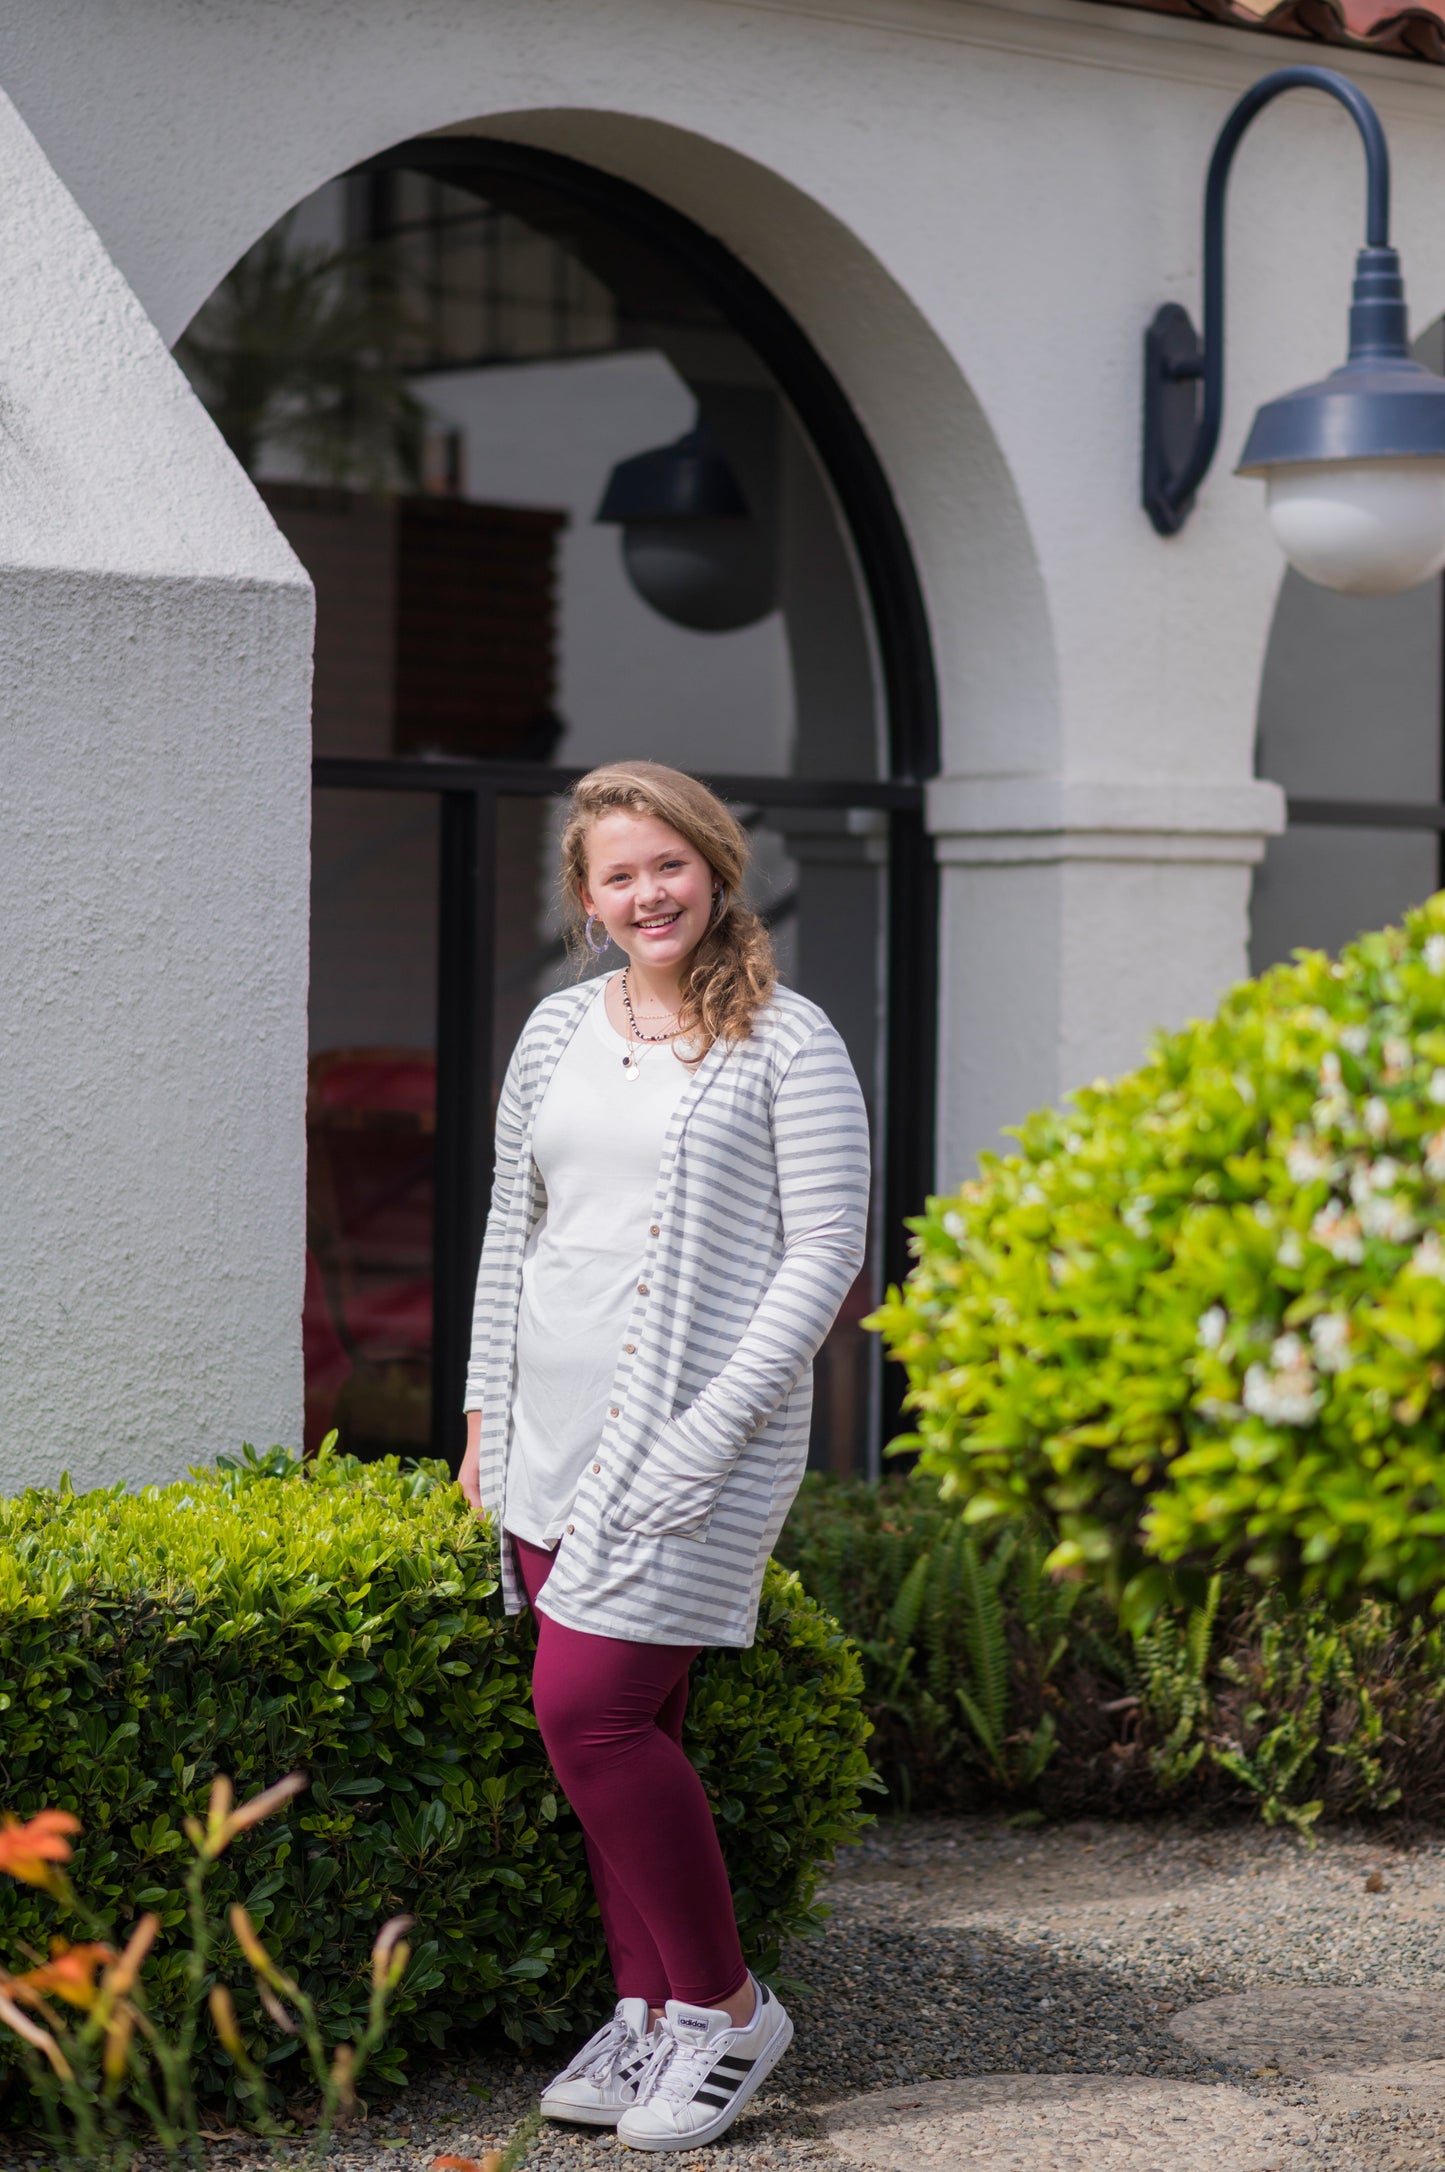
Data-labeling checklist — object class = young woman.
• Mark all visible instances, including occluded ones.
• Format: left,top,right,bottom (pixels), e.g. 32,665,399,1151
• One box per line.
457,760,870,2152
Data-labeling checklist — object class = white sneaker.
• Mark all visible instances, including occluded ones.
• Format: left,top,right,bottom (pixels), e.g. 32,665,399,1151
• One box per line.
539,1995,657,2126
615,1976,793,2151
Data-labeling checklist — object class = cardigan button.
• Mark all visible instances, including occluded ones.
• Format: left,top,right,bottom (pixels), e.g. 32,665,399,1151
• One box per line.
649,1223,660,1237
623,1343,636,1355
591,1462,601,1475
566,1523,576,1535
636,1281,649,1295
608,1406,620,1418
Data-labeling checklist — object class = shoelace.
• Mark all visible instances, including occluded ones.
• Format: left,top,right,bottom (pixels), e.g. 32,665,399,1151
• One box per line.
570,2014,646,2086
634,2027,723,2108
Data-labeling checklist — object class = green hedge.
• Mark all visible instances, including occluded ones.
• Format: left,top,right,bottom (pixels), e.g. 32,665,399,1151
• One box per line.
0,1447,873,2100
776,1471,1445,1831
870,896,1445,1614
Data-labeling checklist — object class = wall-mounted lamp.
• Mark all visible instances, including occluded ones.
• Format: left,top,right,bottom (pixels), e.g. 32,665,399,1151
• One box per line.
1144,65,1445,595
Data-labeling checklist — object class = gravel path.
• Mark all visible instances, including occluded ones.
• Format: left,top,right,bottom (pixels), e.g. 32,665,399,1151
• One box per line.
28,1815,1445,2170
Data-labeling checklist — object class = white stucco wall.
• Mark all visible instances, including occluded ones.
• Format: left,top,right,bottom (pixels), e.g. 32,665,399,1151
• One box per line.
3,0,1445,1478
0,81,313,1489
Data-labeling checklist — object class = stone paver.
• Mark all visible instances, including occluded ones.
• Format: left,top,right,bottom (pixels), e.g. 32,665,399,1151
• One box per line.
817,1983,1445,2170
1168,1986,1445,2076
818,2073,1320,2169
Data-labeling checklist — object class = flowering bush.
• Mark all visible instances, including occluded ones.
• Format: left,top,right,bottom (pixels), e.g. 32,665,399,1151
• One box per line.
870,895,1445,1616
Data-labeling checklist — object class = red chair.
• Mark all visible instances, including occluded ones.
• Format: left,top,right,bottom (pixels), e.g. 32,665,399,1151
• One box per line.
304,1048,436,1456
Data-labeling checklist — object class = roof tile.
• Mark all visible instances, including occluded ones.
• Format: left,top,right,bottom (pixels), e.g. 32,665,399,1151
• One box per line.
1081,0,1445,63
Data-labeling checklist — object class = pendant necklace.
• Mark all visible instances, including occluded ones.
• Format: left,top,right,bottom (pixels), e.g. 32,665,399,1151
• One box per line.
620,968,680,1082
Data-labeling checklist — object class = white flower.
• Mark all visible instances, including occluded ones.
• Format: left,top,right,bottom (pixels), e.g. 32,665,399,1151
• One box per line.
942,1211,966,1242
1311,1200,1365,1264
1197,1305,1227,1351
1244,1352,1323,1427
1427,935,1445,976
1364,1097,1391,1141
1122,1192,1155,1239
1411,1232,1445,1280
1270,1331,1306,1371
1350,1157,1400,1205
1340,1025,1370,1057
1426,1130,1445,1183
1430,1071,1445,1108
1309,1313,1352,1374
1383,1035,1412,1082
1278,1230,1305,1270
1360,1193,1417,1243
1312,1081,1352,1131
1021,1184,1045,1206
1253,1199,1275,1227
1286,1135,1335,1186
1320,1052,1343,1088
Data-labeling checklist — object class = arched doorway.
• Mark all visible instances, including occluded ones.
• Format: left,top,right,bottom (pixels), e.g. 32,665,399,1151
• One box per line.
181,135,938,1473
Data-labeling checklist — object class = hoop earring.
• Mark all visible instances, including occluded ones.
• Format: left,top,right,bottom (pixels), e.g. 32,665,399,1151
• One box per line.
585,913,612,957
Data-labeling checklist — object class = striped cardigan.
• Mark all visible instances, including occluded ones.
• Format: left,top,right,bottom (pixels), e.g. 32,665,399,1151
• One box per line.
464,980,871,1647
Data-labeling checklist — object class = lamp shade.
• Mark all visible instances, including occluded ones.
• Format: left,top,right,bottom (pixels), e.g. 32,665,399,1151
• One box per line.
1236,245,1445,595
595,427,748,524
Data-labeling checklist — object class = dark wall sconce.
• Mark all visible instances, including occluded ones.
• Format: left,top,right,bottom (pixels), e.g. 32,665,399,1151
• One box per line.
1143,65,1445,595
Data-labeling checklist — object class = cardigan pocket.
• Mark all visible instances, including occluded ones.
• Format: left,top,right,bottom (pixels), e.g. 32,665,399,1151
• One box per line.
607,1419,728,1542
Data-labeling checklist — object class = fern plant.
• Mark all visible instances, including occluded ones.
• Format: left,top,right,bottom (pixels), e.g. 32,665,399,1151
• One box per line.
778,1478,1079,1799
1129,1574,1221,1789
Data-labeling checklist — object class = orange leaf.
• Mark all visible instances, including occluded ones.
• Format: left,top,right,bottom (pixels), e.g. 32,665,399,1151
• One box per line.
0,1812,81,1888
102,1914,160,2001
218,1773,307,1845
9,1942,115,2012
0,1989,74,2081
102,2003,135,2084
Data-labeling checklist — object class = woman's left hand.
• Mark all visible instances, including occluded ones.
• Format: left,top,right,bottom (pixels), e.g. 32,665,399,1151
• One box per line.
457,1410,484,1517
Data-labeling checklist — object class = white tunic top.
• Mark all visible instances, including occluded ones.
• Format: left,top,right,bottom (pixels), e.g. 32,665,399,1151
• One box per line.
503,978,692,1549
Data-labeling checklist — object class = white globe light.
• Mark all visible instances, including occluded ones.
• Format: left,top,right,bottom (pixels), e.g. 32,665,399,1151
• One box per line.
1263,456,1445,596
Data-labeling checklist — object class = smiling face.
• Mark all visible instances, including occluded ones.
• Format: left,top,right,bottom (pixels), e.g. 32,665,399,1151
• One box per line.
580,808,717,980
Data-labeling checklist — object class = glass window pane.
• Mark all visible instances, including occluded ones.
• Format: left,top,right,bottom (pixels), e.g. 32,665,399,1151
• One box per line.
306,791,439,1460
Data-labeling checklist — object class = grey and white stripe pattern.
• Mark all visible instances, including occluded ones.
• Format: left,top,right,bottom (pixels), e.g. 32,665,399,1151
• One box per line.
465,980,870,1647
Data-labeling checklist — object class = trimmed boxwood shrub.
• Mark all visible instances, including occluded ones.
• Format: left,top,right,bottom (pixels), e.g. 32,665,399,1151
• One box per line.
0,1445,873,2098
870,896,1445,1614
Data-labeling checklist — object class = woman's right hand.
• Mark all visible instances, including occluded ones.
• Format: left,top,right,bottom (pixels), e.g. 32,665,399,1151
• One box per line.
457,1410,484,1517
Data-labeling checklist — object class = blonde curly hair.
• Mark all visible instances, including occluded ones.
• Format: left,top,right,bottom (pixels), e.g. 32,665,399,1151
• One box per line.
559,760,776,1057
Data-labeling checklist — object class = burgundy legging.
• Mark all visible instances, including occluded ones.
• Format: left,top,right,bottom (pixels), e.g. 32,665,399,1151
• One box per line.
511,1533,748,2010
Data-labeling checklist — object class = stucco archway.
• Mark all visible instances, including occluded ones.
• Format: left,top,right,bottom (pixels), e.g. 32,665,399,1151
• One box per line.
172,106,1060,797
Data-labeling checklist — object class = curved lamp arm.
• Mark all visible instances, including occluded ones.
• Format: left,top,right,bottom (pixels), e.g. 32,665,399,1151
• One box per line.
1143,66,1391,535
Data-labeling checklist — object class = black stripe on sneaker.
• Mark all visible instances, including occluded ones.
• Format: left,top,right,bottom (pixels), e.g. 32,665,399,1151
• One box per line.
694,2089,731,2108
705,2069,743,2094
716,2056,754,2074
